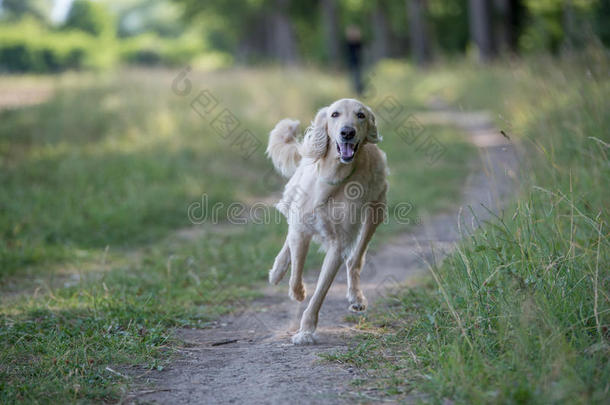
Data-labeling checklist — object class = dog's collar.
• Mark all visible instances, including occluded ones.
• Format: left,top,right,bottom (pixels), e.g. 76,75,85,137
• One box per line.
322,163,357,186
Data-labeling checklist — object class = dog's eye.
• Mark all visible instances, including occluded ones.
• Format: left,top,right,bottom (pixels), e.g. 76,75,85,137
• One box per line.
356,112,365,119
331,111,339,118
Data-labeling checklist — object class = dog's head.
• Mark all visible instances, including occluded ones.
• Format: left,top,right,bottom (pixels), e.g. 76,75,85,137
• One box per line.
302,98,380,164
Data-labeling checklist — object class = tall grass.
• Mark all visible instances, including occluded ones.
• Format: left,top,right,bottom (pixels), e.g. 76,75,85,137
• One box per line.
326,54,609,403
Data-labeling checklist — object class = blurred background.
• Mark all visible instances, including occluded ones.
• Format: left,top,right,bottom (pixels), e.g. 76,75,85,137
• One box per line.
0,0,608,324
1,1,609,403
0,0,608,72
1,0,608,268
0,0,610,73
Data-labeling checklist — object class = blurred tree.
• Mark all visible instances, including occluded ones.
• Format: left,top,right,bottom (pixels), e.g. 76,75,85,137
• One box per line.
0,0,51,22
321,0,340,66
173,0,300,64
407,0,432,64
64,0,115,37
491,0,526,53
104,0,185,38
370,0,391,61
560,0,601,50
518,0,586,53
427,0,469,54
162,0,608,64
563,0,578,49
495,0,510,52
270,0,298,64
593,0,610,46
468,0,496,60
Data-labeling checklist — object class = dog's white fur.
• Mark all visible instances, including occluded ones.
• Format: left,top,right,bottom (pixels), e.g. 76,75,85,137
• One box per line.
266,98,388,345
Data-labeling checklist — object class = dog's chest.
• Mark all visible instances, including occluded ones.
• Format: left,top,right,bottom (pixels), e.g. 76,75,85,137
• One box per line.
280,175,371,245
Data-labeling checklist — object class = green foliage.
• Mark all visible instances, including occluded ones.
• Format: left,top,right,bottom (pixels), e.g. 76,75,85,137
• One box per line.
63,0,116,37
119,32,204,66
0,0,51,22
3,0,610,71
324,56,610,404
113,0,186,38
593,0,610,46
520,0,603,52
0,19,116,73
171,0,610,63
427,0,469,53
0,17,205,72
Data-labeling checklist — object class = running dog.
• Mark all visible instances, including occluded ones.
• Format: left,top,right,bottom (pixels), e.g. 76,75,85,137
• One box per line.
266,98,388,345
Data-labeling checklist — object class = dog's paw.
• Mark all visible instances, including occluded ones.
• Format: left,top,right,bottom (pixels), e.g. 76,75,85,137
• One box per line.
291,331,316,345
348,302,367,312
289,283,306,302
347,290,368,312
269,267,288,285
268,268,280,285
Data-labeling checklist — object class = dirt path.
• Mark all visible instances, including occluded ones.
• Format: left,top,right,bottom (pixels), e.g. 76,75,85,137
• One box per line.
0,83,54,111
130,106,519,404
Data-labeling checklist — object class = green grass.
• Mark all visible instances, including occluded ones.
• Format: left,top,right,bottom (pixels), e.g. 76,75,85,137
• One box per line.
0,66,474,402
324,53,609,404
0,222,286,402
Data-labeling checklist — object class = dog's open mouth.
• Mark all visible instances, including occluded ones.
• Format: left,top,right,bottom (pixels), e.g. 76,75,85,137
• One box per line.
336,142,359,163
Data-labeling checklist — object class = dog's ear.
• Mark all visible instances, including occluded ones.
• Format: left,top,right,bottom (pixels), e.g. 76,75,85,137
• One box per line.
301,107,329,160
365,106,381,144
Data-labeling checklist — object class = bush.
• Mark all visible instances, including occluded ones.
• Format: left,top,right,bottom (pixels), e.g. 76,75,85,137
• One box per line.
0,19,115,72
0,19,207,72
63,0,115,37
119,33,204,66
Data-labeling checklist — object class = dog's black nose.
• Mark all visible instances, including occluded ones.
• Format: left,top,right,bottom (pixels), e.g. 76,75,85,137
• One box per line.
340,126,356,140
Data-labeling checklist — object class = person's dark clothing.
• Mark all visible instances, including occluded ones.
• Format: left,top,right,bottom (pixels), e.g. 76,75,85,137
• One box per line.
346,40,363,94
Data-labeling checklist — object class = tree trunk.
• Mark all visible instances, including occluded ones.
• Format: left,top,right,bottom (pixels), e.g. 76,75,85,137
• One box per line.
320,0,340,67
371,2,390,62
492,0,523,54
562,0,577,50
468,0,496,61
270,0,298,64
494,0,510,54
407,0,432,65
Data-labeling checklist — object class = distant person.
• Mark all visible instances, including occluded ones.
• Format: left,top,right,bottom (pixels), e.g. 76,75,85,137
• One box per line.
345,25,364,94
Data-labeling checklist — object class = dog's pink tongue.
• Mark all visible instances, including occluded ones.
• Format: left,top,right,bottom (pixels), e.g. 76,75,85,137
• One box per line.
340,142,355,159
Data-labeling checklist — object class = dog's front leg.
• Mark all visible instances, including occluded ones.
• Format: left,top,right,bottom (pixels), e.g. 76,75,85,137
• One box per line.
346,199,386,312
292,244,342,345
346,220,378,312
287,229,311,302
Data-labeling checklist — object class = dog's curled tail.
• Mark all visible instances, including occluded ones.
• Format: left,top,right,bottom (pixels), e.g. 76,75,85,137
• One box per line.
266,119,301,178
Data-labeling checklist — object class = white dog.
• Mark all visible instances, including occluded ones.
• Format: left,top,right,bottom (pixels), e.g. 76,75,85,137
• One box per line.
266,98,389,345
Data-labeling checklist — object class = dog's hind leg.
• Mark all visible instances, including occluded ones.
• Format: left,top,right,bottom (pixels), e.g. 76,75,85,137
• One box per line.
269,239,291,285
287,229,311,302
